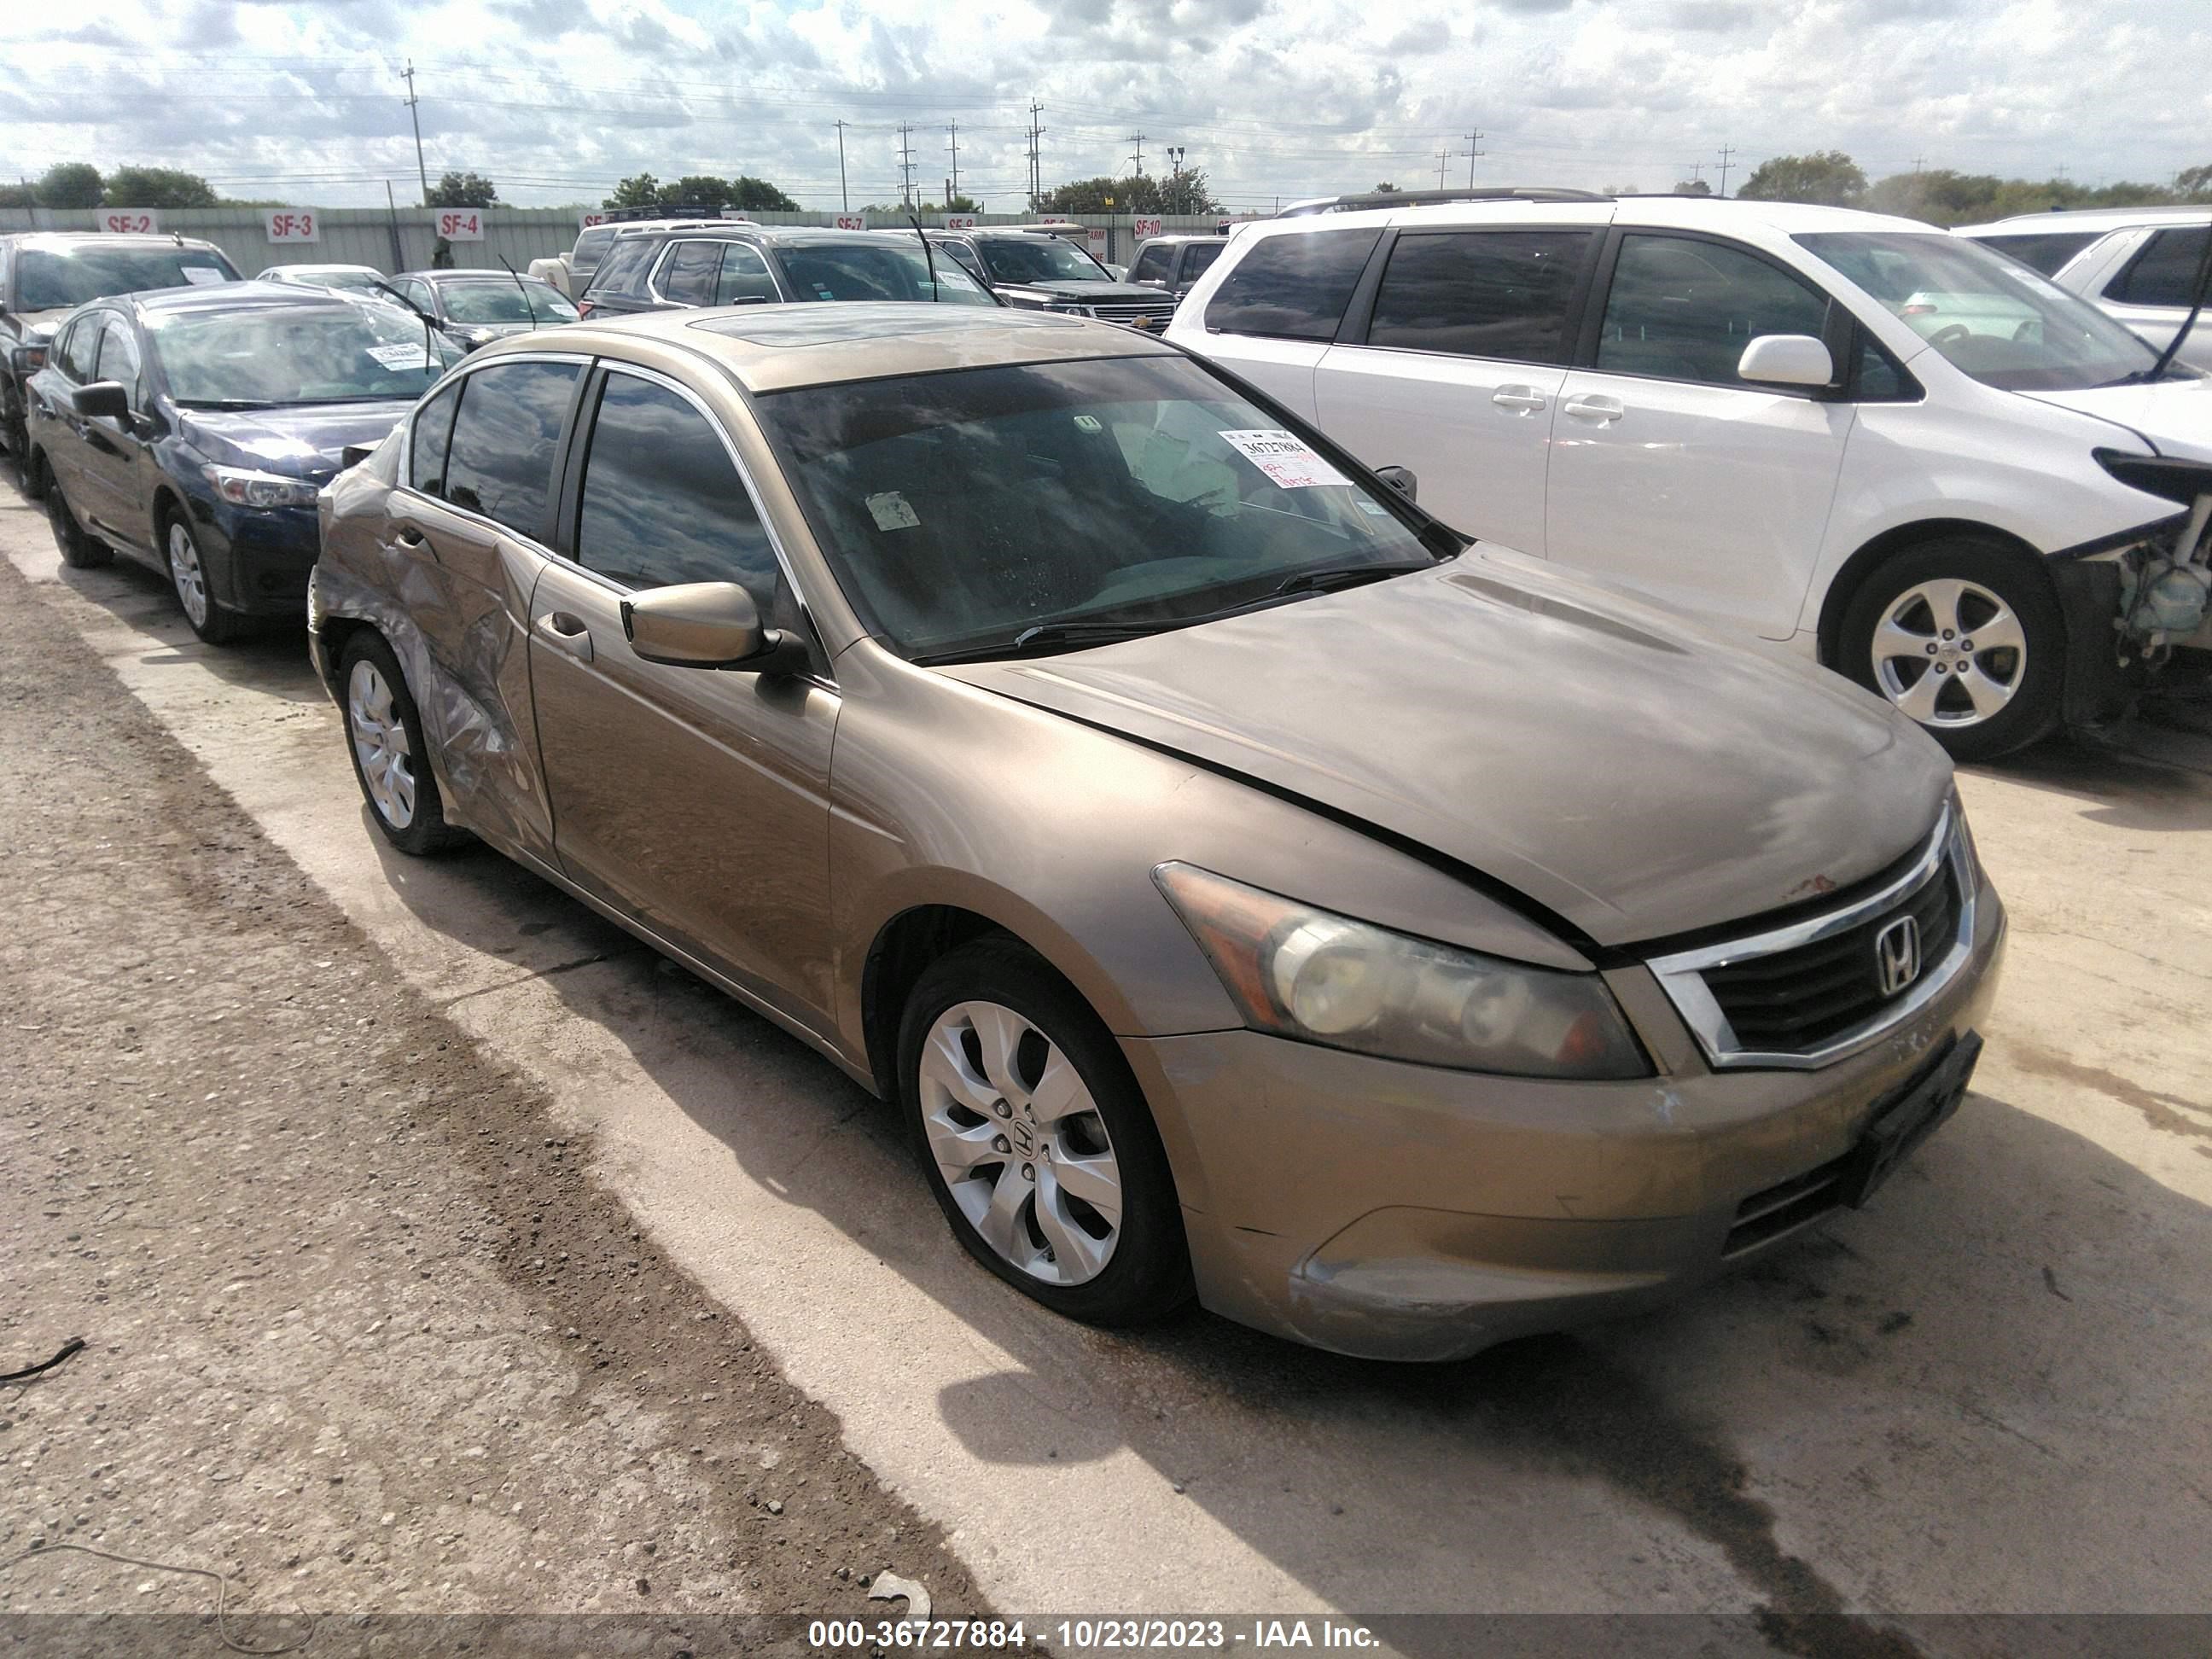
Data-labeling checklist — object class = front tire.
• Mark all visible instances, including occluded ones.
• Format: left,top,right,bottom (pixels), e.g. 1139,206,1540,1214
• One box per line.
162,509,244,644
45,471,113,569
337,631,467,855
898,937,1192,1327
1839,538,2064,761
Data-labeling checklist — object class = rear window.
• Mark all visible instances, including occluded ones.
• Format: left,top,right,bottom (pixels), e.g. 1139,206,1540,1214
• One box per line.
1974,230,2099,278
584,236,659,299
1204,228,1382,342
572,226,616,275
2106,226,2212,308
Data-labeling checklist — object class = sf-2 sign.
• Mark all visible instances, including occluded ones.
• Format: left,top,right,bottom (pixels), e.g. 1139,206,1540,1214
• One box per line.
264,209,320,243
437,209,485,242
98,209,160,236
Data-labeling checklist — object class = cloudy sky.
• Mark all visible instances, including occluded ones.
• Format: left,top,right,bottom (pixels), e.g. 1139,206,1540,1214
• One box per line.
3,0,2207,212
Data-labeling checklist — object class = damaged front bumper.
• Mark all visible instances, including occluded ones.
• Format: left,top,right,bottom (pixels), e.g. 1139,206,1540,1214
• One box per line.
2058,461,2212,725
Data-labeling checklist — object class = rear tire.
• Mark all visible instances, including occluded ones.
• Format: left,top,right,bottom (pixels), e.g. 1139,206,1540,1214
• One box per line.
45,471,113,569
898,937,1193,1327
337,631,469,855
1839,537,2064,761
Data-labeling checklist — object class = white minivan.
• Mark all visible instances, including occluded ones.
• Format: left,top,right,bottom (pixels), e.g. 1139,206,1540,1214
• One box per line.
1956,207,2211,373
1166,192,2212,758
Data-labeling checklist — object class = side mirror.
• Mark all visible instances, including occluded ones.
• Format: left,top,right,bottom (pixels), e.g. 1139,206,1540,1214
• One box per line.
341,442,378,470
1374,465,1418,504
11,343,46,374
72,381,131,422
621,581,810,674
1737,334,1835,389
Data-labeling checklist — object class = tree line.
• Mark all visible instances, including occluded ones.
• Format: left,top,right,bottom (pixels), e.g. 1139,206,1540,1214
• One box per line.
1715,152,2212,224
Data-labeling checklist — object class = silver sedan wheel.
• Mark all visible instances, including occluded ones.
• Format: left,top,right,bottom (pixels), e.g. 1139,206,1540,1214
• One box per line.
917,1000,1123,1286
347,658,418,830
1869,577,2027,729
166,520,210,629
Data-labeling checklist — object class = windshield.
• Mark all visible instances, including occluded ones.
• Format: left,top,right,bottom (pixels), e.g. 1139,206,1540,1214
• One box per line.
439,279,579,323
151,303,451,405
758,355,1447,661
775,242,996,306
1799,230,2165,390
18,247,239,311
979,236,1109,285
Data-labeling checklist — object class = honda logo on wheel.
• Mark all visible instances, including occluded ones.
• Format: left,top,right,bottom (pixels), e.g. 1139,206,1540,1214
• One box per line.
1874,915,1922,997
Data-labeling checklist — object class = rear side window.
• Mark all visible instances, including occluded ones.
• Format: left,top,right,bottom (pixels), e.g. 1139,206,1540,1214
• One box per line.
1365,230,1591,364
439,360,582,537
1596,234,1831,388
574,373,779,609
572,226,615,275
410,381,463,497
1976,230,2098,277
1180,242,1224,283
1204,228,1382,341
585,236,659,298
2106,226,2212,307
658,241,725,306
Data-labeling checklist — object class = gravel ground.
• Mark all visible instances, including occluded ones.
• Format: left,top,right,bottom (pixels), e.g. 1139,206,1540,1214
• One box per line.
0,550,986,1653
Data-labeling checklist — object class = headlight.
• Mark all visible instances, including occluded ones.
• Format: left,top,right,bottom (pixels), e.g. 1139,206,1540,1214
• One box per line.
202,464,320,508
1048,302,1094,317
1154,863,1649,1079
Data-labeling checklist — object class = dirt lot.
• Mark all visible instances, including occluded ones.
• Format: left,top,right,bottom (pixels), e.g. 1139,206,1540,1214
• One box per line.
0,545,985,1650
2,472,2209,1657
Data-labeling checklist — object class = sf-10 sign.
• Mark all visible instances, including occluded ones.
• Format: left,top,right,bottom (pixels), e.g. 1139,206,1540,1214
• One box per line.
436,209,485,242
97,209,160,235
1134,217,1163,239
264,209,320,243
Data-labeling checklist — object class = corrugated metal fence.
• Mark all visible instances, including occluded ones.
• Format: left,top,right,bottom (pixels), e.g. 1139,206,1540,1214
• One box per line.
0,207,1239,279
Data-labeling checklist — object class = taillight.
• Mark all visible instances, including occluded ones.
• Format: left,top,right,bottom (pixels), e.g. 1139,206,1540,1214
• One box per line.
1901,303,1936,316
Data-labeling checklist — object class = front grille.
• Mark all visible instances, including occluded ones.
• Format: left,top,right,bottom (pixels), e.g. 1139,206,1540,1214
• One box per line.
1723,1154,1851,1255
1086,299,1177,325
1699,861,1959,1055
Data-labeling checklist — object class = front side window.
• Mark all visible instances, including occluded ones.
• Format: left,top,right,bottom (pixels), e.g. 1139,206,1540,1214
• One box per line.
574,373,779,608
758,354,1446,661
440,279,579,323
716,243,780,305
976,236,1110,284
1368,230,1591,364
1204,228,1382,342
410,381,463,497
61,317,102,381
1801,230,2166,390
95,313,143,394
1180,242,1224,284
439,359,582,535
658,242,725,306
1596,234,1831,387
1975,230,2099,278
17,246,238,311
2106,225,2212,308
940,242,989,283
774,242,993,306
148,301,449,406
1129,246,1173,286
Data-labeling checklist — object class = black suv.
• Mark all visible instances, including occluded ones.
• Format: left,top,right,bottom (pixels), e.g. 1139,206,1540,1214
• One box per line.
2,232,240,480
914,230,1179,329
576,224,997,317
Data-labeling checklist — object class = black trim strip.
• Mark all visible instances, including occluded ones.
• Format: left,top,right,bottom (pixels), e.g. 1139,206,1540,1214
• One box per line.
2047,507,2191,561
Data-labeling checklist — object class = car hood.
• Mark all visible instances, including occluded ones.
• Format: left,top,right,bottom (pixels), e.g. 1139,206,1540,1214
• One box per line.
941,561,1952,950
998,280,1173,304
2020,374,2212,463
178,402,417,480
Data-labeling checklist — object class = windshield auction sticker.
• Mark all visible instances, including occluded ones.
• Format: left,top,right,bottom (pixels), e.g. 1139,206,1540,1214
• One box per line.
1218,429,1350,490
366,343,434,371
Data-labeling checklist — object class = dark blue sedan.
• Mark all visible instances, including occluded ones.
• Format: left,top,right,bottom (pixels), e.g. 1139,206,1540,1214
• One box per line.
23,281,461,643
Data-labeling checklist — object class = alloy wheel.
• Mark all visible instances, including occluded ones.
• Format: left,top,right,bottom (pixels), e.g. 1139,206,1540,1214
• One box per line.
166,520,211,630
346,658,418,830
1869,577,2027,729
917,999,1124,1286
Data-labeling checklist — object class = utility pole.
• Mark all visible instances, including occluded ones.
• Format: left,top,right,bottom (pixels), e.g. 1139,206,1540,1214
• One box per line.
834,119,850,212
947,119,961,205
897,123,917,207
1028,102,1045,210
1716,143,1735,198
1912,154,1927,173
1126,132,1145,178
1435,148,1451,189
400,60,430,203
1460,129,1484,189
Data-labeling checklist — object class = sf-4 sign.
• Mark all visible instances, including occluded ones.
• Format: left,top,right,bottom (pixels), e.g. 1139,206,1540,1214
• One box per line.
437,209,485,242
265,209,320,243
98,209,160,235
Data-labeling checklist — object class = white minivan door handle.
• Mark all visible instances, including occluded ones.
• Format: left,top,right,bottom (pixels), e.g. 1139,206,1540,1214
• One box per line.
1562,394,1626,423
1492,385,1549,413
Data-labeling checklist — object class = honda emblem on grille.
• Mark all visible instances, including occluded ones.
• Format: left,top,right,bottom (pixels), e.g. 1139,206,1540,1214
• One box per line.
1874,915,1922,997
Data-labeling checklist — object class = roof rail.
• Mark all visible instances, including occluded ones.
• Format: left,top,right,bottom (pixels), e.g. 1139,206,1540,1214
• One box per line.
1274,186,1612,218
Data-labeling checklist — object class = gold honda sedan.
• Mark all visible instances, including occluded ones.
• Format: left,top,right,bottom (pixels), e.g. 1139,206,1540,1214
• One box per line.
311,306,2004,1361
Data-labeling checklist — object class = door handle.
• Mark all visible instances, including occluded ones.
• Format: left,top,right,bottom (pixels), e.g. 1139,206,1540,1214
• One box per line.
1492,386,1549,413
535,610,594,663
393,525,428,548
1562,395,1626,423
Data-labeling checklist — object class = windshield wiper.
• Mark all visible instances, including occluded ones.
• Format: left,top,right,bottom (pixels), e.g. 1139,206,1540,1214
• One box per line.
1269,559,1439,598
174,398,280,409
914,619,1163,666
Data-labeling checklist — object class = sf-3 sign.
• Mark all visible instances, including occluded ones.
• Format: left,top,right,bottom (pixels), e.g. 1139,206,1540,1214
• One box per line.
265,209,320,243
